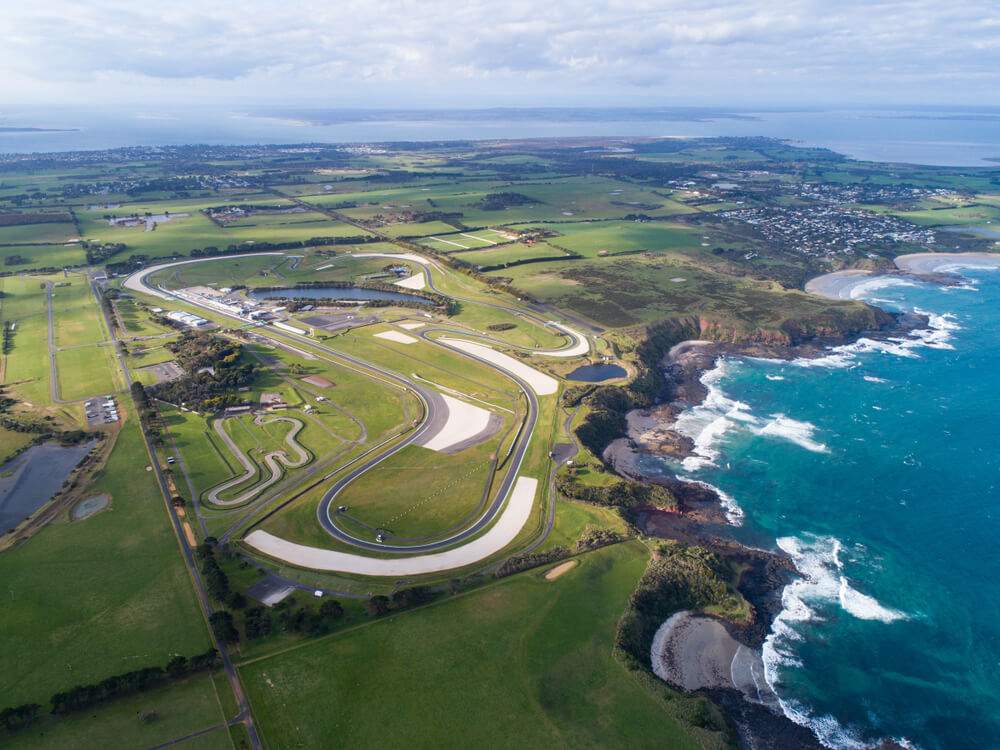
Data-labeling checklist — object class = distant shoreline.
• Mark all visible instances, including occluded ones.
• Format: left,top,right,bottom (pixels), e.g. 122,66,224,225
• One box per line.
805,252,1000,299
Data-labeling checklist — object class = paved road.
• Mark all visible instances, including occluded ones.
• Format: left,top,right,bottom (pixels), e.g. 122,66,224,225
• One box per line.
90,274,262,750
313,329,537,554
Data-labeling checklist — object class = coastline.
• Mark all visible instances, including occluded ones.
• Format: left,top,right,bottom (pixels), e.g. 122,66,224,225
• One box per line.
604,253,1000,748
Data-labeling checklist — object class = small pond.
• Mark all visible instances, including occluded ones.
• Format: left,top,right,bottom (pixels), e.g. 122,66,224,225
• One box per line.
250,286,420,304
0,440,97,531
566,363,627,382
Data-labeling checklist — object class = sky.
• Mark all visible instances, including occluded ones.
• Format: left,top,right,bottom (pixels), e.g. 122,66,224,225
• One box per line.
2,0,999,111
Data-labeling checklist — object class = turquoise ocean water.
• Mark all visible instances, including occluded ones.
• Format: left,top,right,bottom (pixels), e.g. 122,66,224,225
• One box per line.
645,262,1000,749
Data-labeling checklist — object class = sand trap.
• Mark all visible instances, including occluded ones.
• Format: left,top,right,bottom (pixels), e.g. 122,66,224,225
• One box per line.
439,338,558,395
375,330,419,345
70,494,110,521
397,321,425,330
418,393,497,453
533,322,589,358
395,272,426,290
182,522,197,547
246,476,538,575
544,559,578,580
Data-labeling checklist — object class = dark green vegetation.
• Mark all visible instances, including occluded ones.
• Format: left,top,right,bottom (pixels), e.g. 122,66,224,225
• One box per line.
617,541,751,669
149,332,256,411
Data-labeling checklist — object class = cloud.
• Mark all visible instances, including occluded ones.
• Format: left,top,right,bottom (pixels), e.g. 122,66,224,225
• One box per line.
1,0,999,105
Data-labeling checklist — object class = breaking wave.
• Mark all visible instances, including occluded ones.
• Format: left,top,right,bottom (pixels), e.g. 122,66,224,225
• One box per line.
762,535,910,748
789,310,960,370
672,361,830,470
675,476,744,525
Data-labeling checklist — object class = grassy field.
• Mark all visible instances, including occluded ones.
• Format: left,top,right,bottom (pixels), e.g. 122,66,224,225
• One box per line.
0,420,212,707
452,241,570,267
502,254,863,329
117,298,171,337
333,441,500,540
240,541,716,750
545,220,705,258
54,345,120,400
3,674,229,750
0,243,88,269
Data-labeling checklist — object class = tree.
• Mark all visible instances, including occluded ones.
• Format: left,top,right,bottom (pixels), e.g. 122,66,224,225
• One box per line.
226,591,247,610
365,595,391,617
319,599,344,620
0,703,40,732
209,611,239,644
392,586,431,609
165,655,188,679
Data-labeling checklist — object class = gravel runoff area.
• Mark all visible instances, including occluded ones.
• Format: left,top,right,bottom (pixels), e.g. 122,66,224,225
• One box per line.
439,338,558,395
805,252,1000,300
374,330,419,345
651,611,779,709
395,272,426,290
534,323,589,357
416,393,499,453
245,476,538,575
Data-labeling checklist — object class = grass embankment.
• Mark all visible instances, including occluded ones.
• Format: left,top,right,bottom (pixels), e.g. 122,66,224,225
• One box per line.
0,420,211,707
240,541,728,749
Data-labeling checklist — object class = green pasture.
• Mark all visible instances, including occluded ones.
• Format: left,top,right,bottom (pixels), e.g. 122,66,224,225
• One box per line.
0,421,211,707
544,220,704,258
2,674,229,750
54,345,119,400
0,222,78,245
240,541,712,750
452,241,570,267
0,243,87,269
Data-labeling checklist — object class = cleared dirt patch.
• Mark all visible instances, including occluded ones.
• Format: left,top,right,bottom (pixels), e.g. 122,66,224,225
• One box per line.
544,559,578,580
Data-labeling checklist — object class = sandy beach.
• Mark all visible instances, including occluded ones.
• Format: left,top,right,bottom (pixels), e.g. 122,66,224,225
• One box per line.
806,252,1000,300
803,268,876,300
651,611,780,709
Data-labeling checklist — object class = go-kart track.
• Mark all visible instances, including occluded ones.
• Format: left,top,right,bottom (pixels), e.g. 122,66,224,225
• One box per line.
123,250,591,577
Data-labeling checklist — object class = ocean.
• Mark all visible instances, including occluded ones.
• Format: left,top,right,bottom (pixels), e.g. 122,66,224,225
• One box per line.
4,106,1000,166
645,260,1000,749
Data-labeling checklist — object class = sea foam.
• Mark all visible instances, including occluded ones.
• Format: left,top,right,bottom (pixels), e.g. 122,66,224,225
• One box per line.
790,309,961,371
672,360,830,470
762,535,910,749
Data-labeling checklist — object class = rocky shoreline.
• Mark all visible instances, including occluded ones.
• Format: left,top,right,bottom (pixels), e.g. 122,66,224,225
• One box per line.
604,315,929,750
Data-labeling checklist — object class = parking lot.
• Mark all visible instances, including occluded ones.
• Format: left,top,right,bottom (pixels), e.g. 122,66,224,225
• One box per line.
85,395,119,427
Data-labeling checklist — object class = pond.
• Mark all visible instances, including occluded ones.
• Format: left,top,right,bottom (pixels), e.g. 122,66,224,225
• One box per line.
0,440,97,532
249,286,420,304
566,363,627,382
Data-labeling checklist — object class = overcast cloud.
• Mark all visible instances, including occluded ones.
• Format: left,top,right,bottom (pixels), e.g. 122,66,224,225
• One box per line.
2,0,998,107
